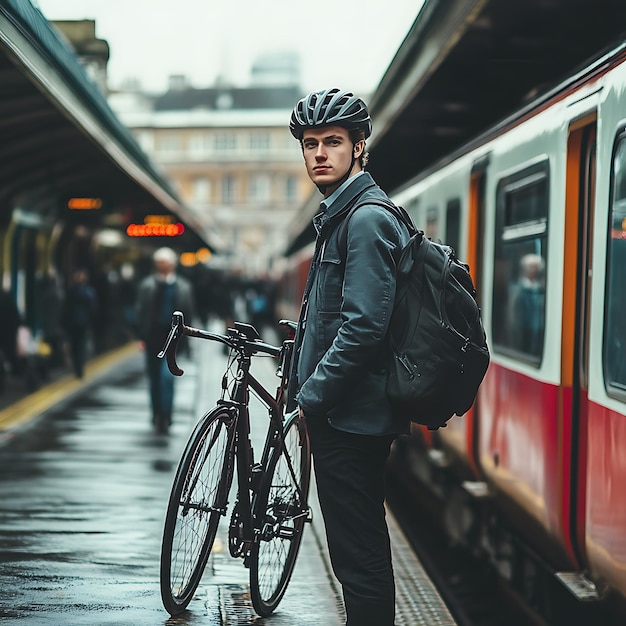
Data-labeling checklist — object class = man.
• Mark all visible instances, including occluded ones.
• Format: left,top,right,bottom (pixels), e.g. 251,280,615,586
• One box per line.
62,269,97,378
136,247,195,433
0,288,20,391
288,88,411,625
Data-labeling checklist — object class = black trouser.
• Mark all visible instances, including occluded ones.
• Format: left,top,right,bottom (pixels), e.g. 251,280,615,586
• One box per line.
307,415,395,626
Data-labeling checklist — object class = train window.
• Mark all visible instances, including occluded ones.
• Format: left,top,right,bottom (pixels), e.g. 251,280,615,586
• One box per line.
492,163,549,365
445,198,461,252
604,136,626,396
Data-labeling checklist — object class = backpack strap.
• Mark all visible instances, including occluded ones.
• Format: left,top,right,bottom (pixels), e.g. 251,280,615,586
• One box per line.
335,196,419,262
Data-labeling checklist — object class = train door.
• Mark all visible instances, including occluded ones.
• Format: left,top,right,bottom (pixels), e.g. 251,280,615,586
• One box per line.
465,159,487,477
582,124,626,599
560,115,596,569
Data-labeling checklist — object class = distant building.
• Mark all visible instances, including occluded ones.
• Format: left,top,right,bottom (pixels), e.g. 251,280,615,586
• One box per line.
53,24,312,275
110,60,313,276
251,52,300,87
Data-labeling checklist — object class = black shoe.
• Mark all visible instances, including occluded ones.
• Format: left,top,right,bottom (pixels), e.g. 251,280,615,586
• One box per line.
154,412,170,434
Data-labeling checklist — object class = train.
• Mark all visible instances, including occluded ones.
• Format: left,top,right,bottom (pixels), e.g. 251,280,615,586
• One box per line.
279,39,626,625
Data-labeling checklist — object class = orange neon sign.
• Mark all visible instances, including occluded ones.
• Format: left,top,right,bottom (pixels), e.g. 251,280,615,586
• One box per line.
68,197,103,210
126,222,185,237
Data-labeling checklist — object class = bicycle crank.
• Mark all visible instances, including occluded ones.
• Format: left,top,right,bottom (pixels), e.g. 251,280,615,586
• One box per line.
228,503,246,557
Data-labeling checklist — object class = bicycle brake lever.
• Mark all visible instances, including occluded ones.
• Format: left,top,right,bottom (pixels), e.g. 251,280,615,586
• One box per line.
157,311,185,376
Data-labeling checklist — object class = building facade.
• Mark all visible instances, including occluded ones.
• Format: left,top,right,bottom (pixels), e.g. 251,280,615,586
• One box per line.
53,18,313,277
110,80,314,277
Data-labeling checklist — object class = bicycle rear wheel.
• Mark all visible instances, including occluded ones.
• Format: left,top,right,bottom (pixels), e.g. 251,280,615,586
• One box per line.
249,411,311,616
160,406,236,615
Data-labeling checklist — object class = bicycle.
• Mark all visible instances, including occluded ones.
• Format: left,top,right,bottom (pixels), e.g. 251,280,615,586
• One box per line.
157,311,311,617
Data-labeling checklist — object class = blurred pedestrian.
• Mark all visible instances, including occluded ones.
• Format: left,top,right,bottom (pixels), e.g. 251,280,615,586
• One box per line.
119,262,138,338
0,288,20,392
62,269,97,379
508,253,545,357
136,247,195,433
15,322,40,391
39,270,64,369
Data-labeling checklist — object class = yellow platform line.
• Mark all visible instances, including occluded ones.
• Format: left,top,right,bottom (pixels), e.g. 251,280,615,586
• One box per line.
0,342,141,431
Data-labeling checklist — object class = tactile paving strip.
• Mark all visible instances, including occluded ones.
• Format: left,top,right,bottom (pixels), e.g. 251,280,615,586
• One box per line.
388,510,459,625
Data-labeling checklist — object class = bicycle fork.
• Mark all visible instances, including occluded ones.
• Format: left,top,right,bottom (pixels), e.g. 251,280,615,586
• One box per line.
180,408,236,518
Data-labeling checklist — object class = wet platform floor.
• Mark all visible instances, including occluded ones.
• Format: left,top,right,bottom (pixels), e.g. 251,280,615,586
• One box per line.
0,330,457,625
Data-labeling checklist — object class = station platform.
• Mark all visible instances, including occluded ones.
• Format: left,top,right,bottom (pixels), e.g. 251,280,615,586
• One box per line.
0,327,458,625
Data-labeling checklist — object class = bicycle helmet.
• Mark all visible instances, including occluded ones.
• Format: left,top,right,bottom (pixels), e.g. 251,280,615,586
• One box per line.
289,88,372,140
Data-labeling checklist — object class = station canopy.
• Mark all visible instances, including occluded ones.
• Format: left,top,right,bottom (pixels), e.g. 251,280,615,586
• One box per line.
0,0,220,251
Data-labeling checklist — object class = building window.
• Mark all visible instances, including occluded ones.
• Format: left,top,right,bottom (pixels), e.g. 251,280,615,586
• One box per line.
192,177,211,204
159,134,182,154
215,133,237,151
285,176,298,202
604,134,626,396
189,133,211,157
492,162,549,364
250,132,271,150
249,175,271,203
222,175,235,203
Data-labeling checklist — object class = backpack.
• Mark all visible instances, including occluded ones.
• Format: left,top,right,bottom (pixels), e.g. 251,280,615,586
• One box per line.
338,198,490,430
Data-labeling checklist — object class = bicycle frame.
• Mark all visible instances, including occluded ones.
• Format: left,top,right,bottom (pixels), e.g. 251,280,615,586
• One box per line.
224,350,284,556
159,311,303,556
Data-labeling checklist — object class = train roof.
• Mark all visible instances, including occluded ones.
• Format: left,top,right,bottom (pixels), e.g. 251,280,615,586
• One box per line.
368,0,626,194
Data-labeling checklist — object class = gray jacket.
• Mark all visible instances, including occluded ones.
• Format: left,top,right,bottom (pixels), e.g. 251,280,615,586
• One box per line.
135,273,195,346
292,172,411,436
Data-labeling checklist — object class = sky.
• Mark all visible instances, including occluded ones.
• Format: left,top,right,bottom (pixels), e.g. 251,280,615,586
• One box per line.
33,0,424,95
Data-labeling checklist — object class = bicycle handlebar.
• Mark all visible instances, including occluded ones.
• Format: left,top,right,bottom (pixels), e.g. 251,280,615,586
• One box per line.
157,311,290,376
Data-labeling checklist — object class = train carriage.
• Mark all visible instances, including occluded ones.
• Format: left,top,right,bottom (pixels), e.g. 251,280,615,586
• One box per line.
388,40,626,621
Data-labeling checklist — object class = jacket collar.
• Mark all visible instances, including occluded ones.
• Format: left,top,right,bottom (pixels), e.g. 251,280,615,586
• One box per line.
313,171,378,234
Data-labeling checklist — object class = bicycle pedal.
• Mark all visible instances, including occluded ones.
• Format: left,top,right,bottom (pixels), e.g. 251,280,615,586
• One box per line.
305,508,313,523
278,525,296,539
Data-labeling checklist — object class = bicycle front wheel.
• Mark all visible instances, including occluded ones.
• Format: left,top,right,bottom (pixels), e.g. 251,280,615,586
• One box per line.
160,406,235,615
250,411,311,616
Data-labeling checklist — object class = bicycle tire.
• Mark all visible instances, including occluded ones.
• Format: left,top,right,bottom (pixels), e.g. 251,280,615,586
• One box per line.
160,405,236,615
249,411,311,616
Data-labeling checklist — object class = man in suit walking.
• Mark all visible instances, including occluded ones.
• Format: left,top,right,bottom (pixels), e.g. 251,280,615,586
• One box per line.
136,247,195,433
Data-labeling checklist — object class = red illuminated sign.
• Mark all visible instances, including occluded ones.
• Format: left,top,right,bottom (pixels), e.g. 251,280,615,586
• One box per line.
126,222,185,237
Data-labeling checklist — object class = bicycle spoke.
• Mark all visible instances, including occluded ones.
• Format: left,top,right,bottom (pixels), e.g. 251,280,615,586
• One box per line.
250,413,311,616
161,408,234,615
